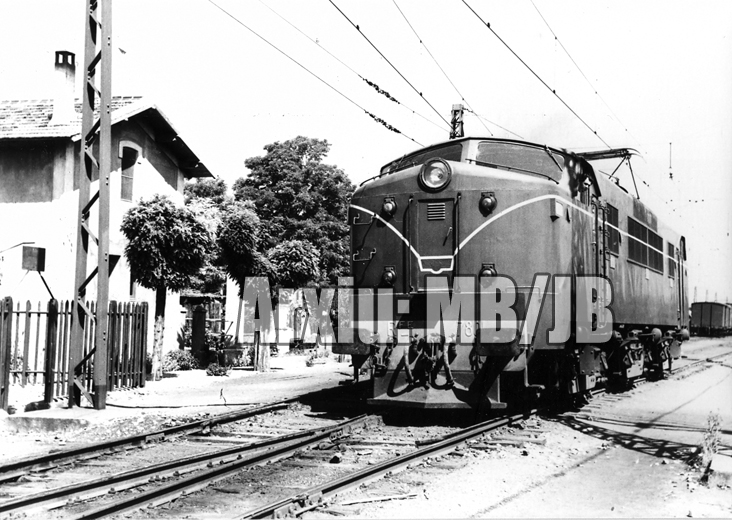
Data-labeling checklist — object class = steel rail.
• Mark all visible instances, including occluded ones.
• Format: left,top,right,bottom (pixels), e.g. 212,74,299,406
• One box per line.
236,351,732,519
73,414,374,519
236,411,535,519
0,399,296,483
0,414,370,516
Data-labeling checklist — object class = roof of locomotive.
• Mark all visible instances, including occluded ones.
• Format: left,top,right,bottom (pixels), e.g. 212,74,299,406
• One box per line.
379,137,573,175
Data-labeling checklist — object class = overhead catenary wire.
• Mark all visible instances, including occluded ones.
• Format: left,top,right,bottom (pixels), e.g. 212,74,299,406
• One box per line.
391,0,494,137
461,0,611,149
256,0,444,133
464,108,524,139
207,0,423,146
528,0,643,151
328,0,452,129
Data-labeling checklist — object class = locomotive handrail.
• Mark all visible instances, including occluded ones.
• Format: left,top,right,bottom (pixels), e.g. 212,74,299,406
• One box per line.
455,193,461,276
406,196,413,292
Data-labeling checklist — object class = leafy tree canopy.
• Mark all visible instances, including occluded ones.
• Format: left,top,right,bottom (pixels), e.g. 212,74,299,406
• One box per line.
218,200,272,295
186,198,226,295
184,177,229,206
268,240,320,288
121,194,212,293
233,136,354,285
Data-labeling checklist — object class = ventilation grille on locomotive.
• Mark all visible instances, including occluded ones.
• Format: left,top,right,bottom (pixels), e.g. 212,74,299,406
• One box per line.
427,202,446,220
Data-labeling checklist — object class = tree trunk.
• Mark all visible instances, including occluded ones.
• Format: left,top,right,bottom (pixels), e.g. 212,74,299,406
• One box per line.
151,288,166,381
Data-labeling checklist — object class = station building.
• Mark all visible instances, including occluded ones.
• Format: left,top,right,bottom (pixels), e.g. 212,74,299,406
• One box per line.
0,50,213,354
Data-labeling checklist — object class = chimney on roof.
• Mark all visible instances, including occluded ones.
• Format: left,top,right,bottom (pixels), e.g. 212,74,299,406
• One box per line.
49,51,76,126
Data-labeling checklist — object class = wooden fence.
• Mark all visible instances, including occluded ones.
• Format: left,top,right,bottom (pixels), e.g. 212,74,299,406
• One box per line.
0,297,148,410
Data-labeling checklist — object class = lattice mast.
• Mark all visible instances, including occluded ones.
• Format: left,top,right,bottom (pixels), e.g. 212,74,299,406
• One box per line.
68,0,113,410
449,104,464,139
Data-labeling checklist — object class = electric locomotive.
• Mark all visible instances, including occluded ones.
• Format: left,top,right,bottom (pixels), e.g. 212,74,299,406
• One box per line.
334,137,689,409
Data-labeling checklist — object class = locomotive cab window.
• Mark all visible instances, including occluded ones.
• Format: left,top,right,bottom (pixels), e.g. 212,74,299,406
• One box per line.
381,143,463,174
606,204,619,255
474,142,565,182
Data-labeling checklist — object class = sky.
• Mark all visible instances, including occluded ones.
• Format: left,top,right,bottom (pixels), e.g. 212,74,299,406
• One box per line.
1,0,731,303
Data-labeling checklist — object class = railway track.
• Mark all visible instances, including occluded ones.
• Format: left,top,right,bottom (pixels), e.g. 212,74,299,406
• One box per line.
0,399,294,484
1,348,729,519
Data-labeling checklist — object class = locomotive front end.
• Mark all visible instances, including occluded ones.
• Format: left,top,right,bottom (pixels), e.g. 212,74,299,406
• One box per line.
336,138,580,410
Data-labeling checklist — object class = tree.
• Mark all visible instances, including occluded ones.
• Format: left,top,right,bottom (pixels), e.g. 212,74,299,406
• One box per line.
121,195,213,380
184,178,231,296
267,240,320,288
233,136,354,285
217,200,270,293
184,177,229,206
217,201,273,371
185,197,226,295
268,240,322,349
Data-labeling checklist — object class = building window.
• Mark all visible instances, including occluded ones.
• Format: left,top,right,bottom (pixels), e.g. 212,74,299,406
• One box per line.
627,217,664,274
121,146,138,201
668,242,676,278
606,204,619,255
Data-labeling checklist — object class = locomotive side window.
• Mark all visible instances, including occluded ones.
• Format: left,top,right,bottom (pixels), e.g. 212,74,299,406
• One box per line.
628,217,664,273
606,204,619,255
628,218,648,265
668,242,676,278
475,142,565,181
648,230,663,272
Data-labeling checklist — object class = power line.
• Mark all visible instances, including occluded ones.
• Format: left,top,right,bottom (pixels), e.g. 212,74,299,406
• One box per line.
207,0,423,146
256,0,444,133
464,108,524,139
328,0,451,129
391,0,493,137
461,0,611,149
528,0,643,151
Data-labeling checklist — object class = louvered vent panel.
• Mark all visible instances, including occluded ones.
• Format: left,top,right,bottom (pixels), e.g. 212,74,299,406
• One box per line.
427,202,446,220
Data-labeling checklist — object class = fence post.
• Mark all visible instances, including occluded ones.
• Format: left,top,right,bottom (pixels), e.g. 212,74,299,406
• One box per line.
108,301,118,393
1,297,13,411
44,299,59,405
140,302,148,388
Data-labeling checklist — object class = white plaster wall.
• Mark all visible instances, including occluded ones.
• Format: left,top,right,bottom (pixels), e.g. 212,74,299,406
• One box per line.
0,155,188,356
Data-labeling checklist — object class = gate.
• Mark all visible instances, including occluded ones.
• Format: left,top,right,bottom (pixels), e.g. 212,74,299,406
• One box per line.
0,298,148,411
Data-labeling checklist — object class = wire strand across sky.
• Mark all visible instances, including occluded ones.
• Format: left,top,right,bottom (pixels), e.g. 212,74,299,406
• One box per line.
461,0,612,149
256,0,445,133
328,0,451,129
206,0,424,146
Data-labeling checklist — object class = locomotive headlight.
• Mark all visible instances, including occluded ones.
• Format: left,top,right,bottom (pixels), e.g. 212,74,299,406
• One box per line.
419,159,452,191
479,263,497,278
479,192,497,214
382,197,397,217
381,267,397,287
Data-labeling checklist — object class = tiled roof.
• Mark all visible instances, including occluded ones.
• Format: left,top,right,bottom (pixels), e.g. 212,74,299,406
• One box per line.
0,96,143,139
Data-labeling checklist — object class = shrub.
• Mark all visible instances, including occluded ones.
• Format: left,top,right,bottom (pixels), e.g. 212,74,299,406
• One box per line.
305,348,330,367
163,350,200,372
206,362,229,376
